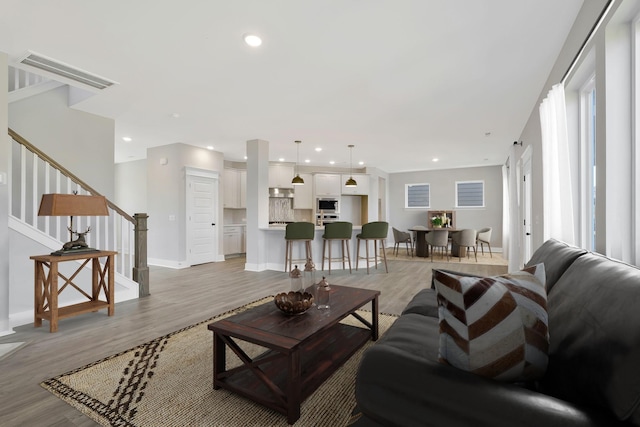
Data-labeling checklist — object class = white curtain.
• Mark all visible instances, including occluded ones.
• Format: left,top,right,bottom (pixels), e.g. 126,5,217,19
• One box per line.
539,83,575,245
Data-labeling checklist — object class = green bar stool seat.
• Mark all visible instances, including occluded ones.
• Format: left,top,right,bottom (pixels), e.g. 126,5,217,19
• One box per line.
284,222,315,272
356,221,389,274
321,221,353,274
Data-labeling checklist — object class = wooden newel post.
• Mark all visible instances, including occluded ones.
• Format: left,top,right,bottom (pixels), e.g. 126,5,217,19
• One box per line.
133,213,149,297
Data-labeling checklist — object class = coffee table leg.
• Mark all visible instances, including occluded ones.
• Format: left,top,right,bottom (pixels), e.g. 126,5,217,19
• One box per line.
371,295,379,341
213,332,225,390
287,349,302,424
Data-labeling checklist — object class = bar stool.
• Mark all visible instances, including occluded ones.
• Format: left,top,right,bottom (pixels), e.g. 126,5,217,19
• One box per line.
356,221,389,274
322,221,353,274
284,222,315,272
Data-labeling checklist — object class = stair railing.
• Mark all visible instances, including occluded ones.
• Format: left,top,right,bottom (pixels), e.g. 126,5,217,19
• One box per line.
8,128,149,296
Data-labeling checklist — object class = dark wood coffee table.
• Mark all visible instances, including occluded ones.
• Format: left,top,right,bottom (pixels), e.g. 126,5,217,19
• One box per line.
207,285,380,424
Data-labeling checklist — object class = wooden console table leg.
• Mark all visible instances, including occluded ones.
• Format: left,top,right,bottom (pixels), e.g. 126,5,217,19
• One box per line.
92,257,100,307
49,262,59,333
107,254,114,316
33,261,43,328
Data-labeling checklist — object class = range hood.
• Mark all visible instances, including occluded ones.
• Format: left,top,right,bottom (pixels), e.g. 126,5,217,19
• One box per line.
269,188,294,198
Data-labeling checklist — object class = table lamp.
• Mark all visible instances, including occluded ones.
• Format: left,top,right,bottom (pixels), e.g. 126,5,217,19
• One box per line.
38,193,109,255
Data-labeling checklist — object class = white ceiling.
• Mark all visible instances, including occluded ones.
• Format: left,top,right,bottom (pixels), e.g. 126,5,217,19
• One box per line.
1,0,584,173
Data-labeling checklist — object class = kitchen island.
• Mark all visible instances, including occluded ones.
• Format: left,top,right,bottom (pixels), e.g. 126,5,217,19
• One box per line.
261,225,365,272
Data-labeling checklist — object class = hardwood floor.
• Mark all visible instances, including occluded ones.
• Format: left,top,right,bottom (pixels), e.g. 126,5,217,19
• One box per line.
0,255,507,427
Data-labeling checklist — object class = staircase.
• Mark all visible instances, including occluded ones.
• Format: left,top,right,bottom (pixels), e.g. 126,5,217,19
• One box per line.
5,64,148,329
7,129,148,317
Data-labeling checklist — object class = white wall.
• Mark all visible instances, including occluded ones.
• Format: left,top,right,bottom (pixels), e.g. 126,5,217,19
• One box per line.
8,85,115,199
115,159,147,215
147,143,224,267
389,165,503,249
511,0,610,260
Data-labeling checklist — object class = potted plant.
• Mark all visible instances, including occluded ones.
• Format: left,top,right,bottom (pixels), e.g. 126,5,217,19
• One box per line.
431,216,443,228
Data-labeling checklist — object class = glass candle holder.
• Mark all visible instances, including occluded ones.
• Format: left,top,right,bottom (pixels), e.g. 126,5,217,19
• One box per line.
303,259,316,296
290,265,302,292
316,276,330,310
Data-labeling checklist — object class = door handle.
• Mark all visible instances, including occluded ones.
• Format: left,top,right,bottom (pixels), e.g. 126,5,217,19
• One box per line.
211,223,216,226
526,232,531,236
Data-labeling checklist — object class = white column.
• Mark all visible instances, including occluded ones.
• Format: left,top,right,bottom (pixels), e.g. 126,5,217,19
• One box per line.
245,139,270,271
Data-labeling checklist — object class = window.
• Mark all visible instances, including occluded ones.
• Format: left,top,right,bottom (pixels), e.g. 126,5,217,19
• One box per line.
580,78,597,251
405,183,430,208
456,181,484,207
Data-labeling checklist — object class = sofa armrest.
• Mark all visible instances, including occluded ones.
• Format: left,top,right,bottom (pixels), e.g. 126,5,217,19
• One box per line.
356,345,619,427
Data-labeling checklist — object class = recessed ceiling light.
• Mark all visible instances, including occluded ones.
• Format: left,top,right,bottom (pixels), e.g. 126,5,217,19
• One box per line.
243,33,262,47
304,159,310,163
358,161,364,165
278,157,285,162
329,160,335,165
122,136,132,142
315,147,322,152
432,158,439,162
206,146,214,150
171,113,181,118
244,155,248,160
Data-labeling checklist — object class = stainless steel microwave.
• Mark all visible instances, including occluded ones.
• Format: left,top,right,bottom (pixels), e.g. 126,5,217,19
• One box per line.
316,198,339,213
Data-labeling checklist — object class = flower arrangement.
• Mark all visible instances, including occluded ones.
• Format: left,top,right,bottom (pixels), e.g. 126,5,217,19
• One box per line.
431,216,443,227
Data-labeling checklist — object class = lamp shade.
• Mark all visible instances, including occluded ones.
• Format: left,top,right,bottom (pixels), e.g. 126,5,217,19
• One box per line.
38,194,109,216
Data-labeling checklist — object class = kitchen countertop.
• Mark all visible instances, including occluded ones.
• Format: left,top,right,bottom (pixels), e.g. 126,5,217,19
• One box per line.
262,225,362,231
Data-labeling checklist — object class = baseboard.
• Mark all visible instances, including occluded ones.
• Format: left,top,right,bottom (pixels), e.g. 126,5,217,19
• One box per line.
148,258,190,269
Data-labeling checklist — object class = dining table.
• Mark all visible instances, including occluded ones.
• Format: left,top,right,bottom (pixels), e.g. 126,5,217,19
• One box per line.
409,227,464,258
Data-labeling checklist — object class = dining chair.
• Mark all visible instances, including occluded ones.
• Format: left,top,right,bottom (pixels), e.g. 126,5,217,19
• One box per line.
392,227,413,257
425,229,449,262
476,227,492,257
451,229,477,262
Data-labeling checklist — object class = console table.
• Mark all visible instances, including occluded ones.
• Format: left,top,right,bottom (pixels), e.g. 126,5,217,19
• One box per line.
30,250,117,332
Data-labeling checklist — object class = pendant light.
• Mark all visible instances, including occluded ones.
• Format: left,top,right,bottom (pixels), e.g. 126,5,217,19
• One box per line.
345,144,357,187
292,140,304,186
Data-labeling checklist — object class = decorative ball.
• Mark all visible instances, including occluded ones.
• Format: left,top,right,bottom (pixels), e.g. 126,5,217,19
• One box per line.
274,291,314,315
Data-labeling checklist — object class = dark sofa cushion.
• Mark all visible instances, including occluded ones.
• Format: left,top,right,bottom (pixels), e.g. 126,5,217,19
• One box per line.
525,238,586,293
376,312,440,361
540,252,640,423
401,288,439,318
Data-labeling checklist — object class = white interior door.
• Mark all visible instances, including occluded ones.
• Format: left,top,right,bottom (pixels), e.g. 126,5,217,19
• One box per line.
186,172,218,265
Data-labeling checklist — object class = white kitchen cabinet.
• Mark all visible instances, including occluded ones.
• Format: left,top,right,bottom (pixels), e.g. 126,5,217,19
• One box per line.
293,173,313,209
223,168,246,209
269,164,295,188
341,174,370,195
239,169,247,208
224,226,244,255
314,173,341,196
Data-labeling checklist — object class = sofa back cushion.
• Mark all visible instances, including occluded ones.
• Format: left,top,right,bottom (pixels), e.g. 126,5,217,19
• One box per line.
434,264,548,382
540,252,640,422
525,238,586,293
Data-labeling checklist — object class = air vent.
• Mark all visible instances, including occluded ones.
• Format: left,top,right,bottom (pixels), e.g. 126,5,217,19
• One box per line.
17,51,117,90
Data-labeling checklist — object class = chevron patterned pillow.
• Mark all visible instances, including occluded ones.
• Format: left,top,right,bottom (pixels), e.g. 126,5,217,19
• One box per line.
433,264,548,382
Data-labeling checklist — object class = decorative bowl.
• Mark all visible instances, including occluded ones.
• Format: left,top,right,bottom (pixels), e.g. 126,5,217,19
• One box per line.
274,291,314,315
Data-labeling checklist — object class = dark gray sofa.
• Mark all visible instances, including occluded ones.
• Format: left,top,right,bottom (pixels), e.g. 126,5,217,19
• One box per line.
354,239,640,426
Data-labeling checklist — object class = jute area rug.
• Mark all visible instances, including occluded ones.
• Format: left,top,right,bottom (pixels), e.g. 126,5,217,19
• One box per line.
41,297,396,427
